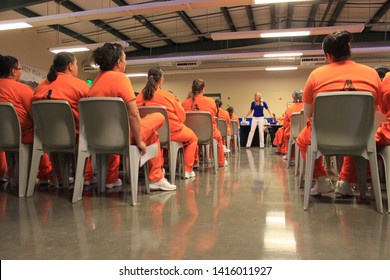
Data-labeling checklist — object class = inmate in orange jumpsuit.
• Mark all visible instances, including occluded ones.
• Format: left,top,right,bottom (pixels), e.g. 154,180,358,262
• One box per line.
182,95,225,167
136,88,198,172
376,72,390,146
297,60,381,180
217,108,231,136
0,78,51,180
33,72,93,180
88,71,164,182
274,102,304,154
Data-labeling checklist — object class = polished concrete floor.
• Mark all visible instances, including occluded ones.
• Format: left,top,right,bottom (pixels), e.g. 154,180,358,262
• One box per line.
1,147,389,260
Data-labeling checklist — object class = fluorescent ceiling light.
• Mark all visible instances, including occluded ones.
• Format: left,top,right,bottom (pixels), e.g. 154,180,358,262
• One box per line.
49,41,129,54
211,24,365,40
265,66,298,71
0,22,32,31
264,52,303,58
126,73,148,77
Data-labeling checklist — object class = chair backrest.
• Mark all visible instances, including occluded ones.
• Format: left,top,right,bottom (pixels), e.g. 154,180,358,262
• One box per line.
230,120,238,136
78,97,130,155
32,100,76,152
312,91,375,155
217,118,227,139
0,102,21,151
138,106,170,147
290,112,301,138
184,111,213,145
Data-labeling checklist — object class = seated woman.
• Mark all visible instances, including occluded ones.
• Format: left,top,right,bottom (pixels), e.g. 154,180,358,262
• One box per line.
89,43,175,191
273,90,304,155
136,67,198,179
182,79,227,168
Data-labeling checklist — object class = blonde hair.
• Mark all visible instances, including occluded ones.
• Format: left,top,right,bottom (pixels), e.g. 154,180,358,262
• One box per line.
254,92,264,106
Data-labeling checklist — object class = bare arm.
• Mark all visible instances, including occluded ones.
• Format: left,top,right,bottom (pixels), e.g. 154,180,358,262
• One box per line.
244,108,253,118
266,108,272,117
126,100,146,154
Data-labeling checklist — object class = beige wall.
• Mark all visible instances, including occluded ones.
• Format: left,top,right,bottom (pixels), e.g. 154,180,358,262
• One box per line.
2,29,311,117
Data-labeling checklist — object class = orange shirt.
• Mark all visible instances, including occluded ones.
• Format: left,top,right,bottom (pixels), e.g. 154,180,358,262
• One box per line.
88,71,135,103
136,88,186,133
182,94,218,130
217,108,231,135
303,60,381,107
282,102,304,138
33,73,90,132
0,78,34,144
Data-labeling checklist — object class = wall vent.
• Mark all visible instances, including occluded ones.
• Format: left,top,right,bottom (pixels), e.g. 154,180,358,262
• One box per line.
300,56,326,65
175,61,201,68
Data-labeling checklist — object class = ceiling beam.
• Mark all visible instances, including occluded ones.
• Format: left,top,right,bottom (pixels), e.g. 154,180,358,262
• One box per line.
133,15,175,46
286,3,293,29
306,3,320,28
246,6,256,30
221,7,236,32
270,4,276,29
14,7,95,44
54,0,144,50
0,0,51,12
364,0,390,32
177,11,206,41
327,0,347,26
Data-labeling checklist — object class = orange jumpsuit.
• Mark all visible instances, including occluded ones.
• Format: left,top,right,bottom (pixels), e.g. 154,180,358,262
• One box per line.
296,60,381,180
182,95,225,167
217,108,231,136
274,102,304,154
136,88,198,172
376,72,390,146
0,78,51,180
88,71,164,183
33,73,93,180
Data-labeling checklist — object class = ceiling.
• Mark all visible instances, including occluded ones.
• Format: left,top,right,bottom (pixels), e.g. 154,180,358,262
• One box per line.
2,0,390,73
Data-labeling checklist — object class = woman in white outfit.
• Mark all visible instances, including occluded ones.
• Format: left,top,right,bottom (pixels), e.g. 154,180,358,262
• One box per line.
244,92,273,148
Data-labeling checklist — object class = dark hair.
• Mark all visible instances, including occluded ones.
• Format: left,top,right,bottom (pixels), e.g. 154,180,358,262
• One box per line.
92,43,123,71
191,79,205,102
292,89,303,103
215,98,222,117
322,30,352,62
143,67,163,101
47,52,75,82
374,65,390,80
226,106,234,118
0,55,19,78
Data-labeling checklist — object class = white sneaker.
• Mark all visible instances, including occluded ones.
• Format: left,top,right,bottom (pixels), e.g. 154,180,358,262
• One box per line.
149,178,176,191
106,178,122,189
84,176,97,186
223,145,231,154
184,171,196,179
310,176,335,195
219,159,228,168
335,180,355,196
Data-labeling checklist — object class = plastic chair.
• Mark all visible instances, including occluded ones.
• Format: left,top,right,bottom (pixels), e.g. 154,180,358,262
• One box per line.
185,112,218,174
230,120,239,153
286,111,302,169
217,118,231,157
26,100,77,197
0,102,32,197
375,110,390,212
138,105,184,185
72,97,157,205
303,92,383,213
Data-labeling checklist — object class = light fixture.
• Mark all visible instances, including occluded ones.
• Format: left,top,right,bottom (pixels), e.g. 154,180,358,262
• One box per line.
126,73,148,77
211,24,365,40
265,66,298,71
0,22,32,31
49,41,129,54
264,52,303,58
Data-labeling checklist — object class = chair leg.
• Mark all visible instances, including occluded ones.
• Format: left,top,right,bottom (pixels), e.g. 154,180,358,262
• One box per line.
26,149,44,197
380,148,390,212
354,156,367,199
129,147,141,206
303,146,315,211
368,153,384,214
213,140,218,174
294,143,299,176
72,151,89,203
286,138,293,168
18,144,32,197
96,154,108,193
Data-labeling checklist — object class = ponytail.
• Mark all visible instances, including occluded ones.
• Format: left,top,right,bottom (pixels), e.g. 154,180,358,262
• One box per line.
47,52,75,82
143,67,163,100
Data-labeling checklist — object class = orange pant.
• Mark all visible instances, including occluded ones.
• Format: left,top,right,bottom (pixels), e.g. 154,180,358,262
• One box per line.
214,127,225,167
0,152,7,177
338,156,358,183
296,121,328,179
107,113,165,183
171,125,198,172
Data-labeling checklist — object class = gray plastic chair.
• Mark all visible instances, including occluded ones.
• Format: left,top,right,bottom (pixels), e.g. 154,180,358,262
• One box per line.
230,120,239,153
217,118,231,158
26,100,77,197
0,102,32,197
138,105,184,185
287,111,302,169
303,92,383,213
185,111,218,174
72,97,157,205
